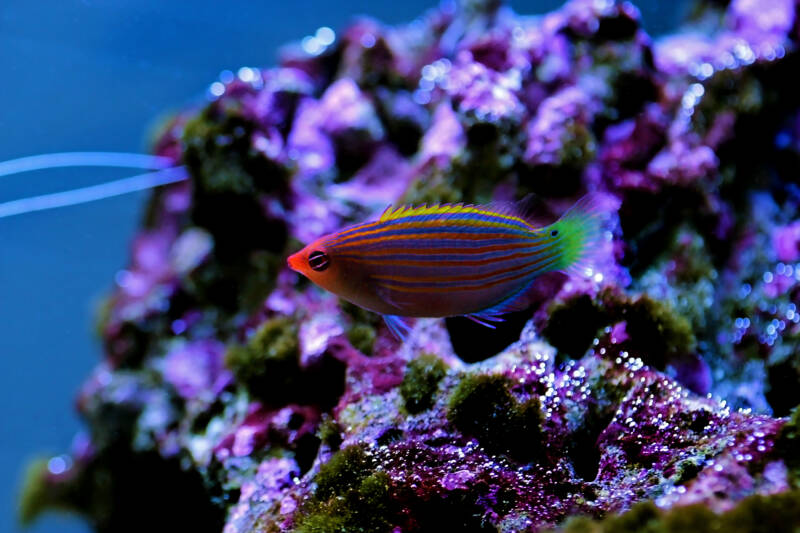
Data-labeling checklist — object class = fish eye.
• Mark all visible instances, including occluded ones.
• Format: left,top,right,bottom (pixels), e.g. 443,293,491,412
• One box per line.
308,250,330,272
550,229,559,237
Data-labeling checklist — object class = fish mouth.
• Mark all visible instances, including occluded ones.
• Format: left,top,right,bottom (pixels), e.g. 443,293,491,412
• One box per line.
287,252,303,273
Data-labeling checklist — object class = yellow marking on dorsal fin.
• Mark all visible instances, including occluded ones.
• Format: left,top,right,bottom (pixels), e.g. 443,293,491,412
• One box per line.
378,202,532,228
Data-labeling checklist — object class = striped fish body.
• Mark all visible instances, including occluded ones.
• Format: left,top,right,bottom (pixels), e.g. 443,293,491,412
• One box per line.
287,197,602,323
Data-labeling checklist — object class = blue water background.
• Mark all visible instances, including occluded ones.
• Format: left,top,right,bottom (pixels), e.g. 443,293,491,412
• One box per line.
0,1,686,532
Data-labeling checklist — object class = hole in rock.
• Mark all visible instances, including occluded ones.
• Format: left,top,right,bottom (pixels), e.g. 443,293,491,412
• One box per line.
466,122,499,145
566,406,616,482
767,360,800,417
192,192,287,259
407,493,498,533
95,450,225,532
294,432,322,474
517,165,583,198
288,412,305,430
376,427,404,447
567,430,602,482
446,310,531,363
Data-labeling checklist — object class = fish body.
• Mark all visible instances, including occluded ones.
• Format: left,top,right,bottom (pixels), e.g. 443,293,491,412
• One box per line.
288,196,604,335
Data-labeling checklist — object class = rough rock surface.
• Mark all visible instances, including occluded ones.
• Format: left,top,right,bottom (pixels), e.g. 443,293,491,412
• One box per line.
19,0,800,532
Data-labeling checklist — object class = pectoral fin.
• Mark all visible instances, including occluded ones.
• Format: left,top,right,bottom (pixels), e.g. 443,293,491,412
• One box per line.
383,315,414,340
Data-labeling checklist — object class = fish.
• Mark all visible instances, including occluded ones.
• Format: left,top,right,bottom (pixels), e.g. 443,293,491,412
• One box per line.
287,195,605,339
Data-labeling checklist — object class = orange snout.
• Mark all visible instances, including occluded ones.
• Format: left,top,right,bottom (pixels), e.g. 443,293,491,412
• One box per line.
287,251,305,273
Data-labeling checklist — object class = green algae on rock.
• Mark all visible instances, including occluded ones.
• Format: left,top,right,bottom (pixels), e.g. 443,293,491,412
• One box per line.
541,289,696,370
225,316,301,402
400,353,448,414
447,373,544,461
292,446,395,533
546,489,800,533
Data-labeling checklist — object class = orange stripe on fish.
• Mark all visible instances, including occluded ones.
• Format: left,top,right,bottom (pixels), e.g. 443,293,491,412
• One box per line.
334,232,540,250
338,249,546,267
371,245,558,285
377,255,562,294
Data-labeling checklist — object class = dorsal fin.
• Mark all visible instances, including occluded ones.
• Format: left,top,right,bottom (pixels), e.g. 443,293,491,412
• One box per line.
377,195,545,229
379,202,465,222
479,193,553,227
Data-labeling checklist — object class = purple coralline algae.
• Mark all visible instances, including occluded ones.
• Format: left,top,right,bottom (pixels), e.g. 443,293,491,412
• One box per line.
18,0,800,532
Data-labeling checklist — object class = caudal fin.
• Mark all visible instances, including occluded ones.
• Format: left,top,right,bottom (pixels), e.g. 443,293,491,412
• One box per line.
552,194,607,278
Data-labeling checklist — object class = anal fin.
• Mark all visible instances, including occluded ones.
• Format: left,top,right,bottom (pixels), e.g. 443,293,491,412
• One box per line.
465,314,502,328
464,278,539,326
